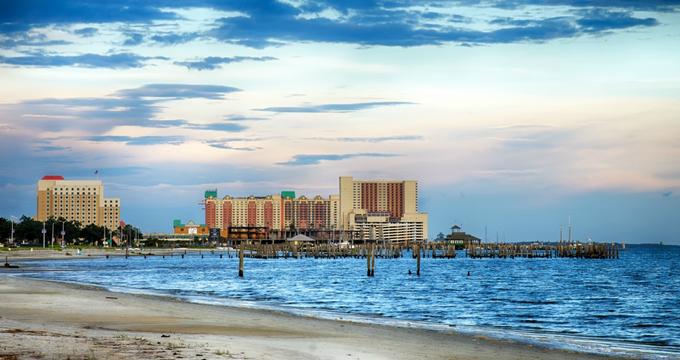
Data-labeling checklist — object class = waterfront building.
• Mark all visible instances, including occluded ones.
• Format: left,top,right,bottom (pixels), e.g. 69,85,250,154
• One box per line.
172,219,209,236
36,175,120,230
204,192,283,230
201,176,427,242
339,176,428,243
444,225,481,248
204,191,339,232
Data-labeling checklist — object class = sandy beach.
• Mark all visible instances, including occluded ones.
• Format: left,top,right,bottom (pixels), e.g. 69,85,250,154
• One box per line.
0,268,613,360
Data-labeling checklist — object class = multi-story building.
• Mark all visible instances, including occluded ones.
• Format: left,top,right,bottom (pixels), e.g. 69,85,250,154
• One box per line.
202,176,427,242
281,193,340,230
205,191,283,230
36,175,120,230
204,191,339,232
339,176,428,243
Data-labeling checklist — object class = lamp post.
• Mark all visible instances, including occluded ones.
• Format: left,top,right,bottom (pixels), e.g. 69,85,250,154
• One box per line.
60,221,66,248
51,221,55,247
42,221,46,248
9,216,15,245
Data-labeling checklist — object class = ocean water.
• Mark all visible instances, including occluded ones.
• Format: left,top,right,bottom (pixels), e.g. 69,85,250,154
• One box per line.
17,245,680,359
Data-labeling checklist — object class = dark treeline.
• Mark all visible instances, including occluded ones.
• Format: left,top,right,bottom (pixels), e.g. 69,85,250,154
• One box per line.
0,216,143,247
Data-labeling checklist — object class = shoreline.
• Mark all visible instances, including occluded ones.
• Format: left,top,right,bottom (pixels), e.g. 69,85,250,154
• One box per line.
0,271,614,360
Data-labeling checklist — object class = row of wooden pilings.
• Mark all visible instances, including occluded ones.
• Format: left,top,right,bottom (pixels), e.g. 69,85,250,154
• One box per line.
466,242,620,259
226,241,428,278
117,241,619,277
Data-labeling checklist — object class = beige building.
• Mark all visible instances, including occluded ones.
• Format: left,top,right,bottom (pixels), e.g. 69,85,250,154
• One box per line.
339,176,428,242
36,176,120,230
204,191,340,231
205,192,284,230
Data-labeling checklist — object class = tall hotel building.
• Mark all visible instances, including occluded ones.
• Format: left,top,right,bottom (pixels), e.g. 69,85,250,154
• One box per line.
203,176,427,242
204,191,339,231
36,176,120,230
339,176,428,243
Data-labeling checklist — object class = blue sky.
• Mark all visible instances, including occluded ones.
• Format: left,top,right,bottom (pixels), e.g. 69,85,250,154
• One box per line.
1,0,679,243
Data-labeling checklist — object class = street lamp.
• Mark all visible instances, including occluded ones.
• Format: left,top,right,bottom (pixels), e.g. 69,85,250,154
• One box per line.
42,221,46,248
51,221,55,248
9,216,16,245
60,221,66,248
9,215,19,244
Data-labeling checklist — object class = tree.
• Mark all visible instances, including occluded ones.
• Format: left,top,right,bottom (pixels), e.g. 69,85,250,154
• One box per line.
0,218,11,244
14,216,42,243
80,224,107,245
53,217,82,244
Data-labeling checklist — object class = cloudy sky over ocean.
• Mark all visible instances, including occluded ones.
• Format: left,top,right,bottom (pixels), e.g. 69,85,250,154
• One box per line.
1,1,679,242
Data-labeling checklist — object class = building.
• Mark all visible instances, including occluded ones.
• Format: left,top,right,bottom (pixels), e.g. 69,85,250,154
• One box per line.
172,219,209,235
444,225,481,248
204,191,339,232
339,176,428,243
201,176,427,243
36,175,120,230
204,192,283,231
281,193,340,231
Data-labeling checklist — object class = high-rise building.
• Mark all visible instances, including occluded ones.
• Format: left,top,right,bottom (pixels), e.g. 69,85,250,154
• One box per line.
339,176,428,243
202,177,427,242
204,191,339,232
36,175,120,230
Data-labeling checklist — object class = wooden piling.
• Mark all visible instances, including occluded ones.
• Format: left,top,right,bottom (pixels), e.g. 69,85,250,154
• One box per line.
238,243,245,278
416,244,421,276
371,245,376,276
366,244,372,276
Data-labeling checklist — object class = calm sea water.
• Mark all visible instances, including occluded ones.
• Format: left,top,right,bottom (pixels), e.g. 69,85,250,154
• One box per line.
17,245,680,359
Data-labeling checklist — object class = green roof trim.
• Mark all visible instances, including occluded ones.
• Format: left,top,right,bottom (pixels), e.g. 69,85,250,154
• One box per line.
281,190,296,199
173,219,184,227
205,189,218,199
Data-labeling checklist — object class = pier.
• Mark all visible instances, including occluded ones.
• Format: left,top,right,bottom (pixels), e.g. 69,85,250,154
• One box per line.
121,237,623,278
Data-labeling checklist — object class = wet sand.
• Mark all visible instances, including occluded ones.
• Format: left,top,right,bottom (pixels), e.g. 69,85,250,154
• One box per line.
0,273,612,359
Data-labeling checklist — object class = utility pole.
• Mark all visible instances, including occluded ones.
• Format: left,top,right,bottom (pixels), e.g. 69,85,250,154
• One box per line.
568,216,572,243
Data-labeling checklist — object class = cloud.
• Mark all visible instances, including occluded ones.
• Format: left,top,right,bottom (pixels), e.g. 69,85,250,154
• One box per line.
73,27,98,37
310,135,423,142
0,1,668,50
256,101,414,113
185,122,247,132
225,114,269,122
486,1,680,12
1,83,244,134
123,32,144,46
0,52,166,68
0,33,71,48
277,153,399,166
205,142,261,151
115,83,240,99
175,56,278,70
0,1,178,27
150,32,200,45
207,2,662,48
576,9,658,33
83,135,184,146
34,145,70,152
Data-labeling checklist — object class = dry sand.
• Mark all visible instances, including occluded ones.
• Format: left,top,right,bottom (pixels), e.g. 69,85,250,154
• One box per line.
0,272,613,360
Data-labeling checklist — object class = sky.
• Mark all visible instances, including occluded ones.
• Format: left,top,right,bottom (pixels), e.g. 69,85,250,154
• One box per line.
1,0,679,243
